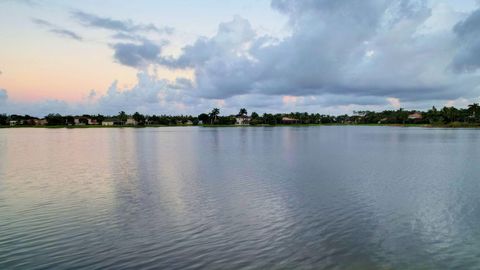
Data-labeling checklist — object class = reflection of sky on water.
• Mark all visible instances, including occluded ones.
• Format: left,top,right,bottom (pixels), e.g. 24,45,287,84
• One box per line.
3,127,480,269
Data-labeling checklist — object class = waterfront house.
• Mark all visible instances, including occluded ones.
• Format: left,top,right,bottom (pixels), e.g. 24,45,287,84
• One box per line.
378,117,389,124
74,117,85,125
282,117,299,124
235,115,251,125
126,117,138,126
88,118,98,125
23,118,38,125
34,119,48,126
102,118,122,126
408,112,422,120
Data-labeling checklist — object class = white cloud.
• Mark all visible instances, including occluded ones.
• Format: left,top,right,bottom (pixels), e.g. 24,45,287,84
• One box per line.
387,97,402,109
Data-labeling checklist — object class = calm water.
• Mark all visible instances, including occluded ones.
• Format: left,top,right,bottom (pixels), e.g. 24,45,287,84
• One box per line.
1,126,480,269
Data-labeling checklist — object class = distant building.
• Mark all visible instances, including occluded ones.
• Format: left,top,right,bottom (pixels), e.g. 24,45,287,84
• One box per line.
74,117,86,125
408,112,423,120
88,118,98,125
23,118,38,125
378,117,389,124
34,119,48,126
235,115,251,125
125,117,138,126
102,118,122,126
9,120,17,126
282,117,299,124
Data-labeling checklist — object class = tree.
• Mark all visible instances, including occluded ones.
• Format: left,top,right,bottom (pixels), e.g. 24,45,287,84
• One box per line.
251,112,259,119
0,114,7,125
95,114,105,124
209,108,220,124
133,112,145,125
238,108,247,116
198,113,209,124
45,113,65,126
468,103,479,119
118,111,127,123
442,106,459,123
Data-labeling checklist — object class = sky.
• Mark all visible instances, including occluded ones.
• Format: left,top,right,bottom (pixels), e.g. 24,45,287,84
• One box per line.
1,0,480,116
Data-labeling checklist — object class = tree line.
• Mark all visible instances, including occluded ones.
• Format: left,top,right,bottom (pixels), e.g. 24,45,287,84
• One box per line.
2,103,480,126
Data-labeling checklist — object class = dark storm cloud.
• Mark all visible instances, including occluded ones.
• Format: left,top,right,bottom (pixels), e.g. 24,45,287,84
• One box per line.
111,40,164,68
155,0,480,106
32,18,82,41
70,11,173,69
452,8,480,72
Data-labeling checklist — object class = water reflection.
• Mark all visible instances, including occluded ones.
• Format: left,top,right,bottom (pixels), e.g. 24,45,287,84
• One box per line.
2,127,480,269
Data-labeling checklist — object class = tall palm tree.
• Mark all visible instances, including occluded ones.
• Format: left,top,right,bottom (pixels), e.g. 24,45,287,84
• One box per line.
238,108,247,116
118,111,127,124
468,103,479,118
210,108,220,124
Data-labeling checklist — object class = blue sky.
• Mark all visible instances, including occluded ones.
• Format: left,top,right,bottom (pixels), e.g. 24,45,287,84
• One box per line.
1,0,480,116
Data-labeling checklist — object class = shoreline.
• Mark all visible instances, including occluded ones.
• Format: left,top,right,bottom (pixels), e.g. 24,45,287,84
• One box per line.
2,123,480,129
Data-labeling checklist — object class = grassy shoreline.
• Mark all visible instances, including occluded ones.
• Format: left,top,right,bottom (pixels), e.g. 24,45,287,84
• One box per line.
2,122,480,129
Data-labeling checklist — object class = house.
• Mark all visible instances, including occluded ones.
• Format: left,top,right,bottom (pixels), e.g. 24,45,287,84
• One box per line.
235,115,251,125
23,118,38,125
9,120,17,126
74,117,86,125
125,117,138,126
282,117,299,124
34,119,48,126
408,112,423,120
88,118,98,125
102,118,122,126
378,117,389,124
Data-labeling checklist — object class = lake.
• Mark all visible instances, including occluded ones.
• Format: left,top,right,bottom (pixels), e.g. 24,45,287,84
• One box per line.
1,126,480,269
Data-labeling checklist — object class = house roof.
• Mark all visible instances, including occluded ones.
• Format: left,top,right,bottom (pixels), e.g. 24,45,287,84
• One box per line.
282,117,298,121
104,118,121,122
408,112,422,119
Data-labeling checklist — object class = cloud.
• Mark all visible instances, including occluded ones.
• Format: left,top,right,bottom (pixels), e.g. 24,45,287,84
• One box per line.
48,28,83,41
0,72,215,117
452,8,480,72
69,11,174,68
111,40,165,68
159,16,258,98
387,97,401,109
72,11,173,35
154,0,480,108
32,18,82,41
7,0,480,116
0,89,71,116
0,89,8,103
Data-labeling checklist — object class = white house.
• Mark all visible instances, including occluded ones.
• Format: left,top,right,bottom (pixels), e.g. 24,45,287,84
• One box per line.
125,117,138,126
235,115,251,125
102,118,122,126
408,112,423,120
88,118,98,125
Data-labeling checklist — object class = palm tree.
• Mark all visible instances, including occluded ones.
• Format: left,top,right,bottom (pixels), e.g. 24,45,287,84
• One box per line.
210,108,220,124
468,103,479,119
238,108,247,116
118,111,127,124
